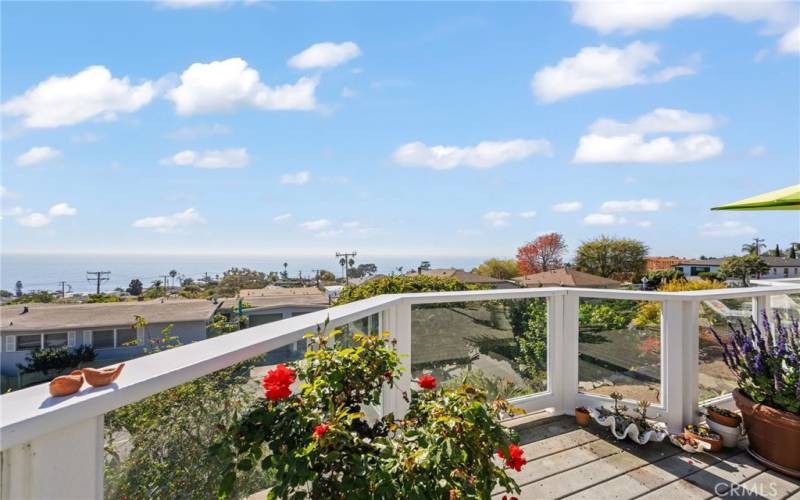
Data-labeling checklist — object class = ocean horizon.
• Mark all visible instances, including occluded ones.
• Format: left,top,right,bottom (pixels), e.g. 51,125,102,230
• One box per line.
0,253,494,294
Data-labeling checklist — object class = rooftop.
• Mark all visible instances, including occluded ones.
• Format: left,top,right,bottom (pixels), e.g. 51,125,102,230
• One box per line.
415,268,517,286
676,257,800,267
513,268,622,288
0,299,222,333
236,286,329,310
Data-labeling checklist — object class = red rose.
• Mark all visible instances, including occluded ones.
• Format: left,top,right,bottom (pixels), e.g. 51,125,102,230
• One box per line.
384,370,393,379
496,444,526,471
312,423,329,439
417,374,437,390
501,496,519,500
262,363,296,401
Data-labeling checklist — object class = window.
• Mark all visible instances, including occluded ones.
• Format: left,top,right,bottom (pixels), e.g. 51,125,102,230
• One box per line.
690,266,711,276
784,267,790,277
93,330,115,349
116,328,137,346
44,332,68,347
16,334,42,351
291,311,308,317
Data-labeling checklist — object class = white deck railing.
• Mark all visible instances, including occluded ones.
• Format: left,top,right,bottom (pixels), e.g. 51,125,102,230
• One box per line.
2,281,800,498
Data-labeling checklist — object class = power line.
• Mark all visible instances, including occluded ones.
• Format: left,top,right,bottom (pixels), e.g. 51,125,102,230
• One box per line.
57,281,70,299
335,251,357,285
86,271,110,295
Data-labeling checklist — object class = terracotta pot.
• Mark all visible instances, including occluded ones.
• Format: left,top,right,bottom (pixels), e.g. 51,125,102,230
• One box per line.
82,363,125,387
575,408,591,427
707,407,742,428
684,427,722,453
49,370,83,397
734,389,800,478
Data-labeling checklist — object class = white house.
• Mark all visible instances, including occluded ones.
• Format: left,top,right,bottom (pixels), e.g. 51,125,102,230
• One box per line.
673,256,800,279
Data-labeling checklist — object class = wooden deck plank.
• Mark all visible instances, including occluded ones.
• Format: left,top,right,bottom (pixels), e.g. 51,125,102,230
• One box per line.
659,452,764,497
719,469,800,499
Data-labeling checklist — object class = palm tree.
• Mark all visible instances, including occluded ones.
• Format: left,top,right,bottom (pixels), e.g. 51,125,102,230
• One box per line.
339,258,346,280
169,269,178,289
742,242,765,255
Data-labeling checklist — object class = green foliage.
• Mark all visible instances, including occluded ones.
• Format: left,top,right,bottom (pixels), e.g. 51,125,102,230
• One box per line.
645,269,684,287
697,271,724,282
0,289,13,298
335,274,474,305
104,331,267,498
579,300,635,331
713,313,800,414
317,270,337,281
215,328,523,499
208,313,240,336
3,290,57,305
719,255,770,286
442,369,530,401
575,235,649,281
87,293,122,303
16,345,96,376
126,279,143,296
473,258,520,280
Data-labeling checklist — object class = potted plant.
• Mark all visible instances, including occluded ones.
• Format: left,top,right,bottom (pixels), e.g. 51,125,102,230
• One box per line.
212,324,527,498
575,406,591,427
684,424,722,452
712,312,800,477
706,405,741,428
589,393,666,444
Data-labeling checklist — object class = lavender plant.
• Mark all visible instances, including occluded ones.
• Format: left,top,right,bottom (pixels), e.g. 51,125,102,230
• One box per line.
712,311,800,414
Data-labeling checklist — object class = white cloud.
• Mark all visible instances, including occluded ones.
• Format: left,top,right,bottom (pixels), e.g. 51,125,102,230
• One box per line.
637,220,654,228
161,148,249,169
749,145,767,157
583,213,625,225
273,213,292,222
280,171,311,185
482,211,512,227
17,213,51,228
341,87,356,98
531,42,694,103
2,65,154,128
600,198,667,213
133,208,206,233
300,219,331,231
753,48,770,63
589,108,716,136
392,138,552,170
1,206,24,218
288,42,362,69
574,133,723,163
15,146,61,166
570,1,796,35
519,211,537,219
701,220,758,237
779,25,800,53
315,229,344,239
48,202,77,217
167,58,317,115
551,201,583,212
0,186,13,199
168,123,230,140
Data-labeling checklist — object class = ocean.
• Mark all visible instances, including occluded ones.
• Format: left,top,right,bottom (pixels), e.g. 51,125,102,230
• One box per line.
0,254,489,294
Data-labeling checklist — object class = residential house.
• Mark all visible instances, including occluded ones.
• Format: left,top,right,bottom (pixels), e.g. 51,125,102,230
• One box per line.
412,268,520,289
236,287,329,327
513,268,622,289
645,256,686,272
673,256,800,279
0,299,222,378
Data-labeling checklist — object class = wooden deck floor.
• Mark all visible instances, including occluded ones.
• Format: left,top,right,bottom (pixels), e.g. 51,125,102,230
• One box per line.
499,415,800,500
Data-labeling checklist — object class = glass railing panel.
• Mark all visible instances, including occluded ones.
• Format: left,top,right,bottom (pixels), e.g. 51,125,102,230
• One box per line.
411,298,548,401
698,296,754,402
578,298,661,404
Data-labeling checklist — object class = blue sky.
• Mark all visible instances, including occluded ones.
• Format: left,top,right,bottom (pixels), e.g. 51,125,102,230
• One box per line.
2,1,799,260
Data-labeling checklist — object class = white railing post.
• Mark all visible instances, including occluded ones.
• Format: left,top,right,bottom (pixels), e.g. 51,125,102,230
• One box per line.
752,294,770,323
1,415,104,499
661,299,699,432
560,293,580,415
381,300,411,418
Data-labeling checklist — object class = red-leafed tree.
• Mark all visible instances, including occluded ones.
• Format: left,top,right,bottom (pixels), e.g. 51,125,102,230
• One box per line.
516,233,567,275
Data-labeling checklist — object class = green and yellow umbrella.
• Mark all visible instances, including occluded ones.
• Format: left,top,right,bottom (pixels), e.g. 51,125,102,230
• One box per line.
711,184,800,211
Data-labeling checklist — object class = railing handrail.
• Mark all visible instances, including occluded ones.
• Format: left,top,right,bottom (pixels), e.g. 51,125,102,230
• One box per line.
3,281,799,450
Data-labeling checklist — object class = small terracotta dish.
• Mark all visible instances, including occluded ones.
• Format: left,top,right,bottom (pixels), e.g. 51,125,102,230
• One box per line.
82,363,125,387
49,370,84,397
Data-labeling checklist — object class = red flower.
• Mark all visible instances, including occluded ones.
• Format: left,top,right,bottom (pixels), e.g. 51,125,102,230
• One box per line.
384,370,393,379
417,374,437,390
262,363,296,401
502,496,519,500
312,423,329,439
496,444,527,471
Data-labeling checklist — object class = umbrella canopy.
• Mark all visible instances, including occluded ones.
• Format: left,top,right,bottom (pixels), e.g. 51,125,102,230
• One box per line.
711,184,800,211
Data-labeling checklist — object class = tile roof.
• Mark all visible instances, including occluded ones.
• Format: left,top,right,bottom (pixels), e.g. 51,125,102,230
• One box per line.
513,268,621,288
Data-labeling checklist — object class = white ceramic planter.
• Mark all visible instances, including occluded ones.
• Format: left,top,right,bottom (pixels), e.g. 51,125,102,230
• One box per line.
707,419,740,448
588,409,668,444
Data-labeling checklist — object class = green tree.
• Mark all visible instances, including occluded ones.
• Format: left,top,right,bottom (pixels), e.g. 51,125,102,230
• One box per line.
719,255,770,286
741,241,765,256
15,280,23,297
335,275,474,305
791,245,798,259
474,258,520,279
317,270,336,281
126,279,143,296
169,269,178,288
0,290,12,298
574,235,649,281
217,267,268,295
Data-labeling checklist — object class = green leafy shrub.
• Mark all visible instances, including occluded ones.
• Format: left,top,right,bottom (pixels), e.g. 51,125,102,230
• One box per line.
214,325,525,499
16,345,96,376
334,275,474,305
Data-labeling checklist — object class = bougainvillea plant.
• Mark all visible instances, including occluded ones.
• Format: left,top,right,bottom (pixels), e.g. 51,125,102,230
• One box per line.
712,312,800,414
213,322,525,499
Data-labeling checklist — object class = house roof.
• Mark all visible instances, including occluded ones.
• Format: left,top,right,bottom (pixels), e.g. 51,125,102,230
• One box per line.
0,299,222,333
675,256,800,267
236,287,329,310
512,268,621,288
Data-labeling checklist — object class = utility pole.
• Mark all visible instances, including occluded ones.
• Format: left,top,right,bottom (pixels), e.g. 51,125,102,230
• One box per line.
752,237,766,256
86,271,110,295
162,274,170,297
311,269,321,287
335,251,357,285
57,281,69,299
